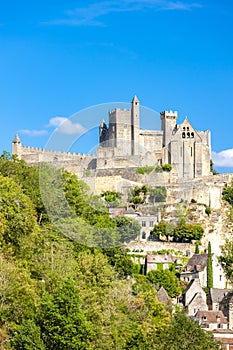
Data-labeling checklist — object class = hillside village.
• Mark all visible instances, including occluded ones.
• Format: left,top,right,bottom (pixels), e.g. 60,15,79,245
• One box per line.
10,97,233,349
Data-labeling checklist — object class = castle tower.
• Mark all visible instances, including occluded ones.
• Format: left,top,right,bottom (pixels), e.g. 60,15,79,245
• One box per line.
131,95,140,155
160,110,178,147
12,134,22,159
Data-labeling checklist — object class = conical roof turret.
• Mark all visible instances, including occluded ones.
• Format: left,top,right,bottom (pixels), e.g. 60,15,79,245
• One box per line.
132,95,139,103
12,134,21,143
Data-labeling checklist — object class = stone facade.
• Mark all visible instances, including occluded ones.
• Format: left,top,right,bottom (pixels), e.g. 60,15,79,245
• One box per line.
98,96,211,179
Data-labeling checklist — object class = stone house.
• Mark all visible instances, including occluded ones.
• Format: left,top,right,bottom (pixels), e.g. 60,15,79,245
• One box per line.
213,329,233,350
180,254,208,287
220,292,233,330
182,278,208,316
124,211,157,241
194,310,228,330
146,254,174,273
208,288,231,311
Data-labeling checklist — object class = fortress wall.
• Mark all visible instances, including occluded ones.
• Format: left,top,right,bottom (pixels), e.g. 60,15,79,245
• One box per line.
166,174,233,209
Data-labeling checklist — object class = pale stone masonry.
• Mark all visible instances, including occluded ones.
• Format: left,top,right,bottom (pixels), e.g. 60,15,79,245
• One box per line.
98,96,211,179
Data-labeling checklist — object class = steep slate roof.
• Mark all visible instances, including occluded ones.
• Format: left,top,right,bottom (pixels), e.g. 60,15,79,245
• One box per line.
209,288,230,304
157,286,171,304
220,291,233,306
186,254,208,272
195,310,227,324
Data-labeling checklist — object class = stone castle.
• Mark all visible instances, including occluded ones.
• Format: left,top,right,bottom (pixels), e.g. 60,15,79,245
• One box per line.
12,96,231,210
12,96,211,179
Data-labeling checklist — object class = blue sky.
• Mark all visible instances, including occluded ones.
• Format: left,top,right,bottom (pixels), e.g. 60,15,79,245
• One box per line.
0,0,233,172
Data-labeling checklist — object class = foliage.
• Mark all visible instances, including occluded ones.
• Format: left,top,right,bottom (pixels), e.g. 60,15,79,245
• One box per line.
162,163,172,172
0,159,220,349
148,186,167,203
157,311,221,350
195,242,200,254
210,160,218,175
207,242,213,289
137,166,155,174
219,236,233,282
113,215,141,243
205,206,211,216
151,221,176,241
152,221,204,242
174,223,204,242
39,278,94,350
223,180,233,206
9,320,45,350
147,269,181,297
102,247,135,278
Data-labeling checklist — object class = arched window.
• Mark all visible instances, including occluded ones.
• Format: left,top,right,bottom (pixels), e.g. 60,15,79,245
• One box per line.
187,132,190,138
183,127,186,130
142,232,146,239
187,127,189,131
191,132,194,138
182,132,185,138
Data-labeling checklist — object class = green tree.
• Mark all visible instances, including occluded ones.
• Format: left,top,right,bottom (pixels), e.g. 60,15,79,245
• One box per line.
0,175,37,250
148,186,167,204
207,242,213,289
9,320,45,350
219,236,233,282
113,215,141,243
39,278,94,350
151,221,175,241
147,269,181,298
223,180,233,206
157,311,221,350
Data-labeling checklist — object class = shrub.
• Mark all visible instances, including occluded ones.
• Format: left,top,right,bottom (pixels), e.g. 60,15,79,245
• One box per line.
162,164,172,172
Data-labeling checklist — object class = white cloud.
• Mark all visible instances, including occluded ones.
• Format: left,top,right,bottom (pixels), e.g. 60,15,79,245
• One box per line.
43,0,202,26
19,129,48,137
212,149,233,167
47,117,87,135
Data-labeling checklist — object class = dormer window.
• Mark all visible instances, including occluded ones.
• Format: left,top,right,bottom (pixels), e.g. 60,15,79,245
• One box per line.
202,315,207,321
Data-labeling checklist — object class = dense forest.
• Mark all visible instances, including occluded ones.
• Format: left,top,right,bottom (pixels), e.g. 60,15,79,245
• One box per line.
0,155,221,349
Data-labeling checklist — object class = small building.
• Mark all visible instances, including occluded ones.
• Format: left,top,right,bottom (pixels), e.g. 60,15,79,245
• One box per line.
124,212,157,241
207,288,231,311
194,310,228,331
146,254,174,273
220,292,233,330
213,329,233,350
157,286,172,305
182,278,208,316
180,254,208,287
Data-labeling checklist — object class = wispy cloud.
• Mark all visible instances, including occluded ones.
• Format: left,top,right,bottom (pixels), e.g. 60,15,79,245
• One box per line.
43,0,202,27
47,117,87,135
212,149,233,168
19,129,48,137
19,117,87,137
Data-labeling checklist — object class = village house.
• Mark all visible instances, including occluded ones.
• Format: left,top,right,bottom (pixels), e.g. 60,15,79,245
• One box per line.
193,310,228,330
181,278,208,316
145,254,174,273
